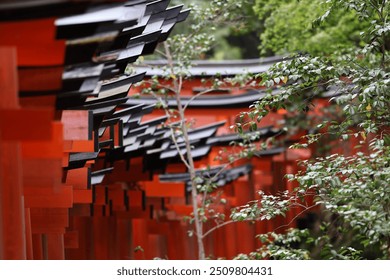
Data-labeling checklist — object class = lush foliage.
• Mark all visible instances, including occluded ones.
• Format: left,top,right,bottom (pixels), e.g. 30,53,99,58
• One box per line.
132,0,390,260
233,0,390,259
132,0,254,260
254,0,369,55
162,0,261,59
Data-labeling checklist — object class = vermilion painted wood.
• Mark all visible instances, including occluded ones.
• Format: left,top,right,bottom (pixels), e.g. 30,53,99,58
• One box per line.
25,208,34,260
144,180,185,197
0,47,19,108
127,190,143,208
0,18,65,67
108,188,125,210
132,219,149,260
47,233,65,260
0,109,53,141
73,190,92,204
18,66,63,91
115,207,150,219
94,186,107,206
65,217,92,260
69,140,95,152
235,222,256,256
66,168,90,189
64,231,79,249
93,217,109,259
61,111,91,140
24,186,73,208
21,122,63,159
30,208,69,234
165,204,192,216
0,30,316,260
105,160,151,182
167,221,186,259
0,142,26,259
32,234,44,260
19,95,57,108
22,159,62,189
0,47,26,260
148,234,166,258
116,219,131,259
223,223,237,258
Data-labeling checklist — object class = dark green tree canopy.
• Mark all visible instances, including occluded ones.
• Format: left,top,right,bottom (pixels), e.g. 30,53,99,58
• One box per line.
233,0,390,259
254,0,370,56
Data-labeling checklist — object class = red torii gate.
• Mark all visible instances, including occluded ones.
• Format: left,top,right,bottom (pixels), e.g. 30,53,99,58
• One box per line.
0,1,316,260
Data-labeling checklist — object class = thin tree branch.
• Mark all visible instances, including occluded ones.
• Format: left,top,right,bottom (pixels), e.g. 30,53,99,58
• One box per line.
202,220,235,239
183,88,216,112
163,40,206,259
273,204,319,232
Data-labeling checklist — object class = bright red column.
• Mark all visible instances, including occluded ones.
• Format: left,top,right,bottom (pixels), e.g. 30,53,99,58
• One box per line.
0,47,26,259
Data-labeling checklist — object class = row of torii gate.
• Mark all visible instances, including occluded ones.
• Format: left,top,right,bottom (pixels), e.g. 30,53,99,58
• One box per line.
0,0,320,259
